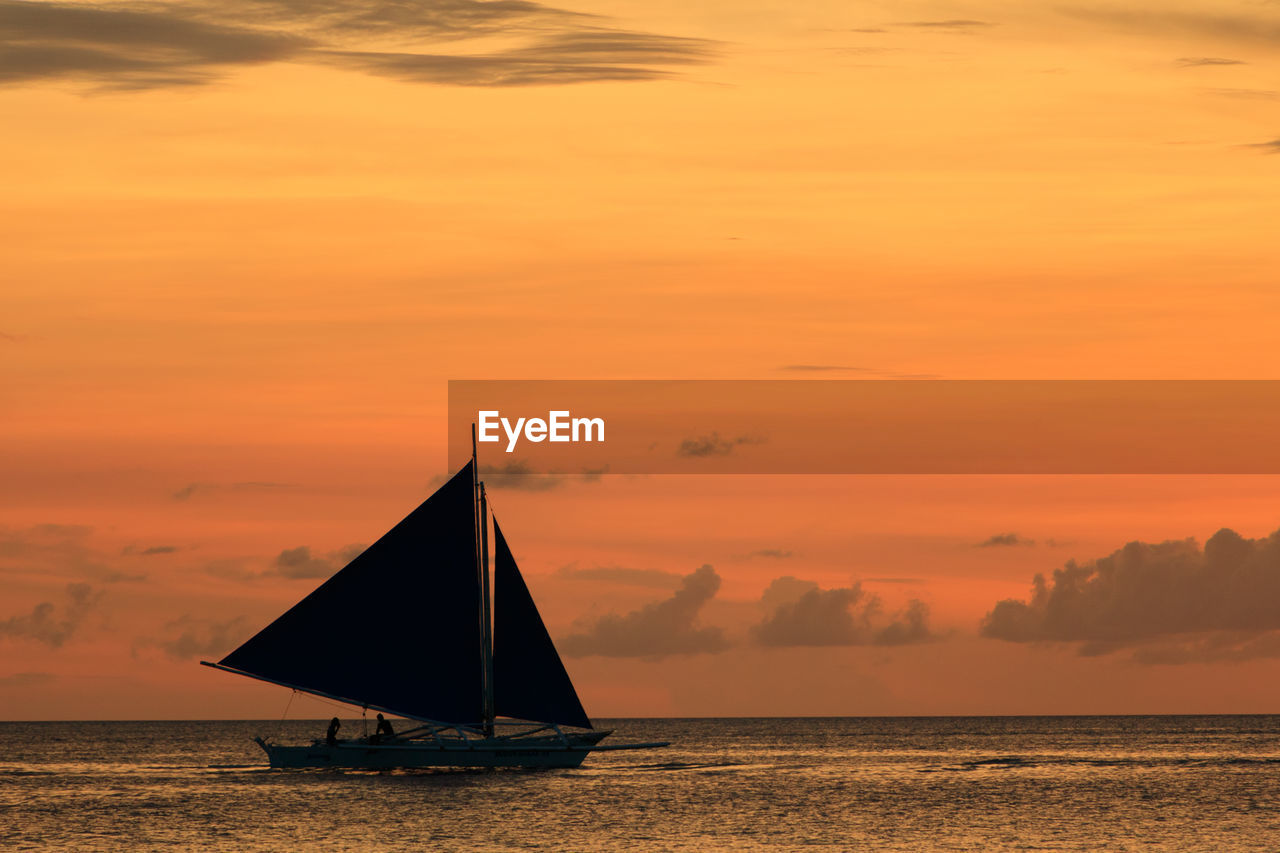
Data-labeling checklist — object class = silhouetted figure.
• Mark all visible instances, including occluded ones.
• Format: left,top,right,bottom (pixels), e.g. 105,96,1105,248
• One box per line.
326,716,341,747
375,713,395,739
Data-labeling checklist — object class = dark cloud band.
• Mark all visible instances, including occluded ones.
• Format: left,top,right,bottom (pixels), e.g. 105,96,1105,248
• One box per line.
0,0,715,90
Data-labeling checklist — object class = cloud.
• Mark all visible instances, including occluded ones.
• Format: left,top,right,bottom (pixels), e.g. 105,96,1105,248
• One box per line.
0,330,23,342
1129,632,1280,665
0,671,54,688
776,365,942,379
1246,139,1280,154
121,545,179,556
152,614,254,660
172,481,295,501
758,575,819,610
751,577,934,647
0,582,101,648
976,533,1036,548
746,548,794,559
0,524,148,584
478,461,561,491
323,31,714,87
559,564,728,658
0,0,715,91
579,466,608,483
0,0,309,89
202,557,258,580
676,431,765,457
779,364,865,372
1059,8,1280,50
898,19,994,30
0,522,92,552
556,564,684,588
470,461,607,490
221,0,587,39
270,543,365,579
1176,57,1245,67
980,527,1280,661
1207,88,1278,100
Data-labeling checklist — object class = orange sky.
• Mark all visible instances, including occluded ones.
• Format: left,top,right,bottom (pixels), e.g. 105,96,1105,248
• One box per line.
3,0,1280,719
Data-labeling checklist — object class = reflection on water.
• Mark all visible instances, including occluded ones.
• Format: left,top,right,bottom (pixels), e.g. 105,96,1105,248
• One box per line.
3,717,1280,851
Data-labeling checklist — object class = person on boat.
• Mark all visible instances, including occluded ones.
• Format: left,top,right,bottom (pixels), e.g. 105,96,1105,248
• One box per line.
374,713,395,740
326,716,341,746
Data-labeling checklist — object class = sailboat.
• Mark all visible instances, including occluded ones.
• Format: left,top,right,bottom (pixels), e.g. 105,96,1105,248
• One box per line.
201,430,667,769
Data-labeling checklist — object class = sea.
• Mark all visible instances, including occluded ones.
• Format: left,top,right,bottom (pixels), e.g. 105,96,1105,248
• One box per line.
3,716,1280,851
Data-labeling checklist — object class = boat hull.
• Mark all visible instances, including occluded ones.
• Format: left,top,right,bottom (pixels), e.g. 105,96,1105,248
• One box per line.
256,731,610,770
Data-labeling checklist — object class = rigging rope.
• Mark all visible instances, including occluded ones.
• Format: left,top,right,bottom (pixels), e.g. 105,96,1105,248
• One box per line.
275,690,296,741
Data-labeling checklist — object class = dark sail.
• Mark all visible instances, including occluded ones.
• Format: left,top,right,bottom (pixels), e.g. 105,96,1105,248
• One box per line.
218,463,483,725
492,520,592,729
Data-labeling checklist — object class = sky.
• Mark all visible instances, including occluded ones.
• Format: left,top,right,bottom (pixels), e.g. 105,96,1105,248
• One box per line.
3,0,1280,720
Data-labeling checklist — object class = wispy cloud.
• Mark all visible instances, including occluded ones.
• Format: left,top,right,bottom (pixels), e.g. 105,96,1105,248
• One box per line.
559,564,727,658
676,431,766,457
0,0,715,91
777,365,941,379
323,31,714,87
467,461,607,490
1176,56,1245,68
1060,7,1280,50
141,545,178,555
745,548,794,559
478,461,561,491
557,564,684,588
976,533,1036,548
269,543,365,579
0,582,102,648
898,19,994,30
1206,88,1278,100
0,671,54,688
120,544,179,556
172,481,294,501
0,524,148,584
0,0,309,89
779,364,864,372
1245,139,1280,154
148,614,254,660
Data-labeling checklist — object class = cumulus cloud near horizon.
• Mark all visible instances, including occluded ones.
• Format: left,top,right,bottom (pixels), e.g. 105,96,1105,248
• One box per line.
981,527,1280,662
752,576,934,647
559,563,727,658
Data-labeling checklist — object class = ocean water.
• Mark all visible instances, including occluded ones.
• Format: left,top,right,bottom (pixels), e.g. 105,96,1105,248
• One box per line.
3,716,1280,851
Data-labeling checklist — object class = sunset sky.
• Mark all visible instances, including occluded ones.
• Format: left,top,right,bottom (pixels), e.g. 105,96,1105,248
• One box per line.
4,0,1280,720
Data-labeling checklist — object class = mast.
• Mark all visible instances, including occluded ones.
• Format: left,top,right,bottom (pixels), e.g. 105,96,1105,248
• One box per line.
480,482,494,734
472,424,495,736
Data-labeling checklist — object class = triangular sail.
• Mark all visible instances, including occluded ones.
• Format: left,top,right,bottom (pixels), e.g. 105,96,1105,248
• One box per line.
492,520,592,729
218,463,483,725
